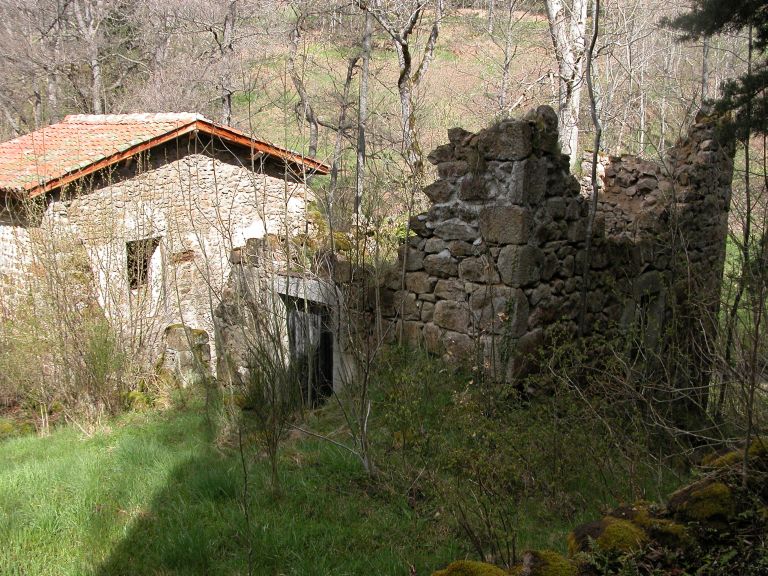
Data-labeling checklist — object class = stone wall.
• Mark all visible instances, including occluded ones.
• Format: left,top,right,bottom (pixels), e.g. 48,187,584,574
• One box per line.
381,106,734,384
0,136,312,367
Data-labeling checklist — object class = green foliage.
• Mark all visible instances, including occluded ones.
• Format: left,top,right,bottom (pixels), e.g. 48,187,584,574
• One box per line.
0,417,33,440
369,344,685,566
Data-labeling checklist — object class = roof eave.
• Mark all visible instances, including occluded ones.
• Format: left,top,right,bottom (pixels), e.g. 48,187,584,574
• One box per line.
194,120,331,175
21,119,330,198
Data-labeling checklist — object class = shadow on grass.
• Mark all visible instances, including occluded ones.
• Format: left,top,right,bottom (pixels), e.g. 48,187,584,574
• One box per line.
91,398,463,576
93,449,247,576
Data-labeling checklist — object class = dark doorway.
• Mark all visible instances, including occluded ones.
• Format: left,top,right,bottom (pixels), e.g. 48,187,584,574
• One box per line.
282,296,334,407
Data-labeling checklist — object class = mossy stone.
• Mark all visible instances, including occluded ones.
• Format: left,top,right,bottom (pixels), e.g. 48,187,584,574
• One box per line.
710,450,742,468
668,480,735,525
595,517,648,553
569,515,648,555
0,418,17,439
431,560,507,576
703,437,767,469
604,503,692,551
126,390,151,410
646,518,693,549
521,550,577,576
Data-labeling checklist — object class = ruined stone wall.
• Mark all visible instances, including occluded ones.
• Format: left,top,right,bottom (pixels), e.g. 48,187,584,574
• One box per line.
382,106,734,382
0,140,312,366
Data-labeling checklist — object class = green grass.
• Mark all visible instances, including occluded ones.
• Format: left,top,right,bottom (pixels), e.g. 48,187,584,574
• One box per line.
0,406,462,576
0,345,690,575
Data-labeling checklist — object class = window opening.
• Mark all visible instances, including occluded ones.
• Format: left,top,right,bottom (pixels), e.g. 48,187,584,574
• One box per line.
126,237,161,290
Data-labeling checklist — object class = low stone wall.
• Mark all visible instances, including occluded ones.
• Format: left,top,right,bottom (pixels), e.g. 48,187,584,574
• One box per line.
381,106,734,383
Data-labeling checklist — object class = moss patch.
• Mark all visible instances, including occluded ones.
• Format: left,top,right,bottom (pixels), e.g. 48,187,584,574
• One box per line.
710,450,742,468
523,549,577,576
595,517,648,553
669,480,735,525
646,518,692,549
431,560,508,576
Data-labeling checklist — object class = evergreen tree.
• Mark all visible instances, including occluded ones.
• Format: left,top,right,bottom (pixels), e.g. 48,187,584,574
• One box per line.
668,0,768,136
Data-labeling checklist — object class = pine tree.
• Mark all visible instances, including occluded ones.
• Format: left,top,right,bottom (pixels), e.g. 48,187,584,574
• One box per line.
668,0,768,136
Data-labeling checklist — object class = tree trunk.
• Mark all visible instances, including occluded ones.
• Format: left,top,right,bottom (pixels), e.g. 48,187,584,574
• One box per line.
544,0,587,168
219,0,237,126
355,12,372,219
288,19,319,158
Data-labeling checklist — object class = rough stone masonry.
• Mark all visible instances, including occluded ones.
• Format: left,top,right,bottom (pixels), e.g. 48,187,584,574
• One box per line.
380,105,734,386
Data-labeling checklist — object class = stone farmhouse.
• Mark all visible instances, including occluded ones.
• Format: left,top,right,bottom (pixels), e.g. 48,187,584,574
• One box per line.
0,113,331,389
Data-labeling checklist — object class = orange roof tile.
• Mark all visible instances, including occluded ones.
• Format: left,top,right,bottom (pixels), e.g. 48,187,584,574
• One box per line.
0,113,329,197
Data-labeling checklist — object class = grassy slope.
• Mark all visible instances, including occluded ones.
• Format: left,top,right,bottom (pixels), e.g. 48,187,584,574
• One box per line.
0,407,461,576
235,11,554,164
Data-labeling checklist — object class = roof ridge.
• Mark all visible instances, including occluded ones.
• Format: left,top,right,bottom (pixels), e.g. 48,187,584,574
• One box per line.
62,113,205,125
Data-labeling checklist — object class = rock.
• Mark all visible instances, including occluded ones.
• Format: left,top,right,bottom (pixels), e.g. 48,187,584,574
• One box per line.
437,161,469,179
568,516,648,555
479,206,530,245
434,278,466,301
519,158,548,205
425,237,448,253
443,330,474,361
424,249,459,278
423,180,454,204
433,300,471,333
447,127,472,145
331,258,352,283
476,119,533,161
165,324,209,352
420,301,435,322
434,219,478,242
402,320,423,344
422,322,443,354
469,285,528,336
519,550,576,576
547,197,566,219
497,244,543,287
408,214,430,237
448,240,475,257
636,177,658,193
667,480,735,526
399,246,425,272
458,174,494,201
427,143,455,165
458,256,500,283
405,271,437,294
391,290,420,320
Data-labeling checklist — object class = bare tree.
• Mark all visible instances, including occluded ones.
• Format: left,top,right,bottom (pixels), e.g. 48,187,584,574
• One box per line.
357,0,444,181
544,0,588,167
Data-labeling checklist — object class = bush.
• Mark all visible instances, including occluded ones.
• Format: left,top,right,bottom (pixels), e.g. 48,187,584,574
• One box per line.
369,341,686,567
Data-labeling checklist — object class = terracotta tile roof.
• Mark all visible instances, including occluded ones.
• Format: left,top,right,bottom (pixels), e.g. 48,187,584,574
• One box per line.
0,112,329,197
